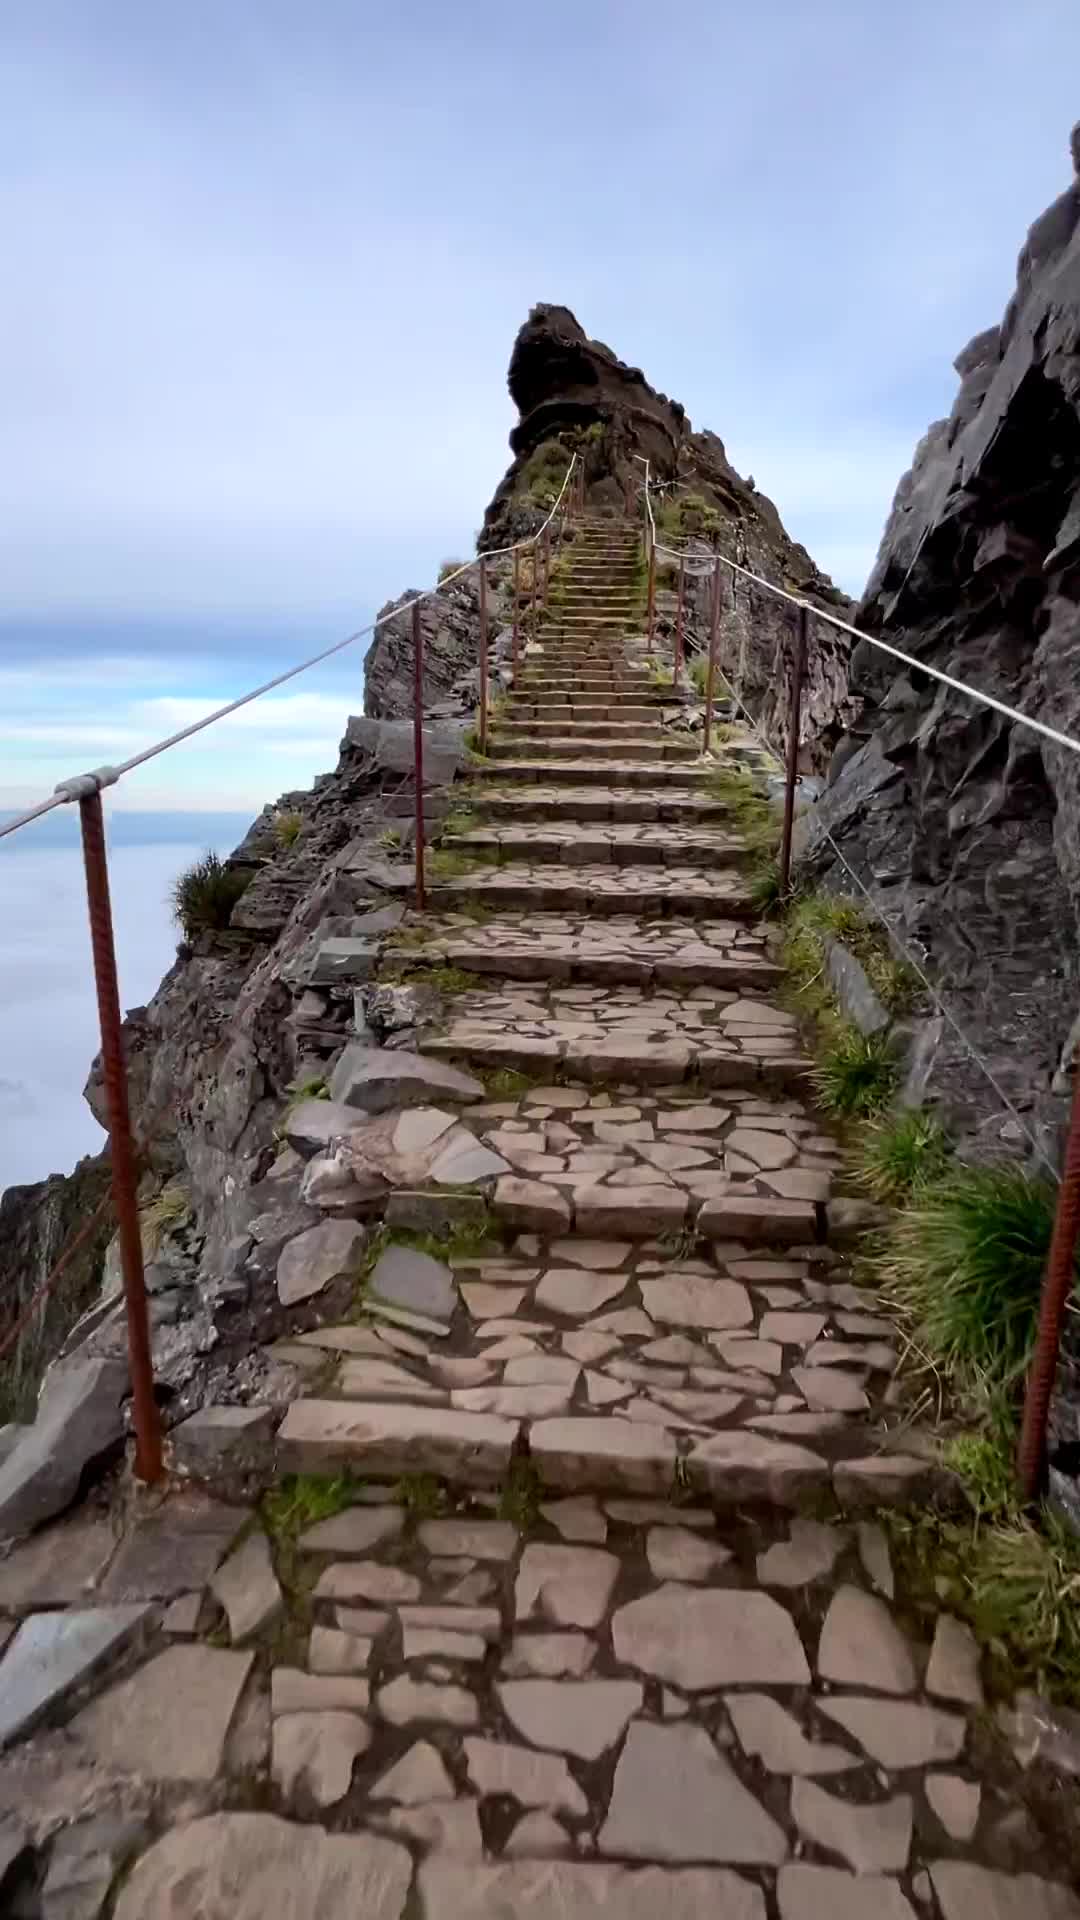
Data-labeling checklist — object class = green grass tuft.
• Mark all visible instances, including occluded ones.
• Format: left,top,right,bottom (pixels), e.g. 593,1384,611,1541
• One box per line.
170,851,252,938
856,1109,952,1203
500,1457,542,1532
273,809,304,848
812,1027,898,1118
438,557,469,583
879,1163,1070,1393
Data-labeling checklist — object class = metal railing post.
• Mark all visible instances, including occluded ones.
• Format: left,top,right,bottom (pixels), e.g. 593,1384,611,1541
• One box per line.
674,556,686,681
703,559,721,754
478,557,489,756
779,601,810,897
542,525,551,606
512,547,521,678
412,598,426,910
646,538,656,646
1018,1061,1080,1498
76,788,162,1484
530,541,538,634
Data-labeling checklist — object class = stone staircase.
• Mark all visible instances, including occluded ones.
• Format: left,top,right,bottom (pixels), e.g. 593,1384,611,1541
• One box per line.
275,515,924,1505
2,515,1078,1917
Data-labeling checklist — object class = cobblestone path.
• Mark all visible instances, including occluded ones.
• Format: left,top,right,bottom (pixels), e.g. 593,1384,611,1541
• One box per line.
0,518,1077,1917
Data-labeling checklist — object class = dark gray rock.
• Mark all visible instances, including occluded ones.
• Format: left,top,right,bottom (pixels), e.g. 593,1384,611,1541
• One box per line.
282,1099,356,1160
824,939,889,1037
42,1813,148,1920
367,1246,457,1325
794,119,1080,1174
0,1605,150,1748
170,1406,276,1488
0,1359,128,1542
344,716,465,785
308,939,380,985
276,1219,368,1306
100,1493,246,1601
328,1046,484,1113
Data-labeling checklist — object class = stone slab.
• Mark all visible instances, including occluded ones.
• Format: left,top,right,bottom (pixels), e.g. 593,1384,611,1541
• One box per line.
778,1864,917,1920
600,1720,787,1864
419,1861,768,1920
530,1417,677,1493
612,1585,810,1690
367,1245,456,1323
497,1679,643,1759
71,1644,254,1781
0,1515,116,1612
276,1399,517,1486
101,1495,247,1601
0,1359,127,1542
114,1813,412,1920
329,1045,483,1112
0,1605,149,1749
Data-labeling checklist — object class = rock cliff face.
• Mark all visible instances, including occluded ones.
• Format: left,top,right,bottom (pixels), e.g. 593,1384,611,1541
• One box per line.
796,123,1080,1161
478,303,852,762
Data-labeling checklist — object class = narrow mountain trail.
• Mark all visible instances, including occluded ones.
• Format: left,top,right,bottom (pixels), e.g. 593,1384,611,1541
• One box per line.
1,515,1078,1917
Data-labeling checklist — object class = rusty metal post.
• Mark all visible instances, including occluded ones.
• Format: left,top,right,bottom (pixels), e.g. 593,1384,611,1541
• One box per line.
703,559,722,754
530,541,539,634
478,557,489,756
512,547,521,678
542,525,551,606
674,556,686,681
412,598,426,910
77,788,162,1484
779,602,810,898
646,538,656,646
1018,1063,1080,1498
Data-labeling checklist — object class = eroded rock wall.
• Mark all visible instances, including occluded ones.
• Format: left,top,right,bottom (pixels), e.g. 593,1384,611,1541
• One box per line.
797,124,1080,1161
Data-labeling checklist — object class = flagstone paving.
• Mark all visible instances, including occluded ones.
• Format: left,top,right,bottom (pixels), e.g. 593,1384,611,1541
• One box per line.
1,516,1078,1913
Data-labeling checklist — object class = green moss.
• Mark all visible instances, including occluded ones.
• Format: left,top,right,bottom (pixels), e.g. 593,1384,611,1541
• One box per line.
393,1472,448,1520
812,1027,898,1118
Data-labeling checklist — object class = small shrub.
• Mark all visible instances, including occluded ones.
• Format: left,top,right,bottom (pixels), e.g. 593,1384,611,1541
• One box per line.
438,557,468,583
967,1509,1080,1690
812,1027,898,1118
500,1458,542,1532
708,767,778,857
378,827,403,852
689,656,709,696
170,851,251,938
273,809,303,848
856,1109,952,1203
879,1163,1070,1392
785,892,918,1016
285,1073,328,1112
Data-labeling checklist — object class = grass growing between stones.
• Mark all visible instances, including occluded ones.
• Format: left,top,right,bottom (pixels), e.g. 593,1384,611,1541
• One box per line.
393,1472,448,1521
262,1472,356,1626
877,1163,1072,1396
881,1416,1080,1707
381,963,486,997
170,851,253,938
812,1027,899,1119
855,1109,953,1203
500,1457,542,1532
784,891,919,1017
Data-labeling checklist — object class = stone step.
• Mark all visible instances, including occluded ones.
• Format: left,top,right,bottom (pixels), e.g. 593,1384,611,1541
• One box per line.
471,759,714,787
387,925,783,988
425,862,759,917
441,825,750,866
467,785,734,822
492,719,667,740
489,738,699,763
422,1009,811,1095
506,706,662,724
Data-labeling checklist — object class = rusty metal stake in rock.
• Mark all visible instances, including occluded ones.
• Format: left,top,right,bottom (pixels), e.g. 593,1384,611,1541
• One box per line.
412,597,426,910
1019,1060,1080,1498
512,547,521,677
478,556,489,756
529,541,538,636
674,556,686,681
77,788,163,1484
779,601,810,898
703,558,722,754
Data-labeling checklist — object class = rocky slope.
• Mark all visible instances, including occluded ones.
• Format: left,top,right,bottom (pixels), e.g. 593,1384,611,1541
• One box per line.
0,304,846,1439
796,121,1080,1161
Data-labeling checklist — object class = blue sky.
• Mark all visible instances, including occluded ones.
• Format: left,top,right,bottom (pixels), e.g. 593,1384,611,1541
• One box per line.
4,0,1079,813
